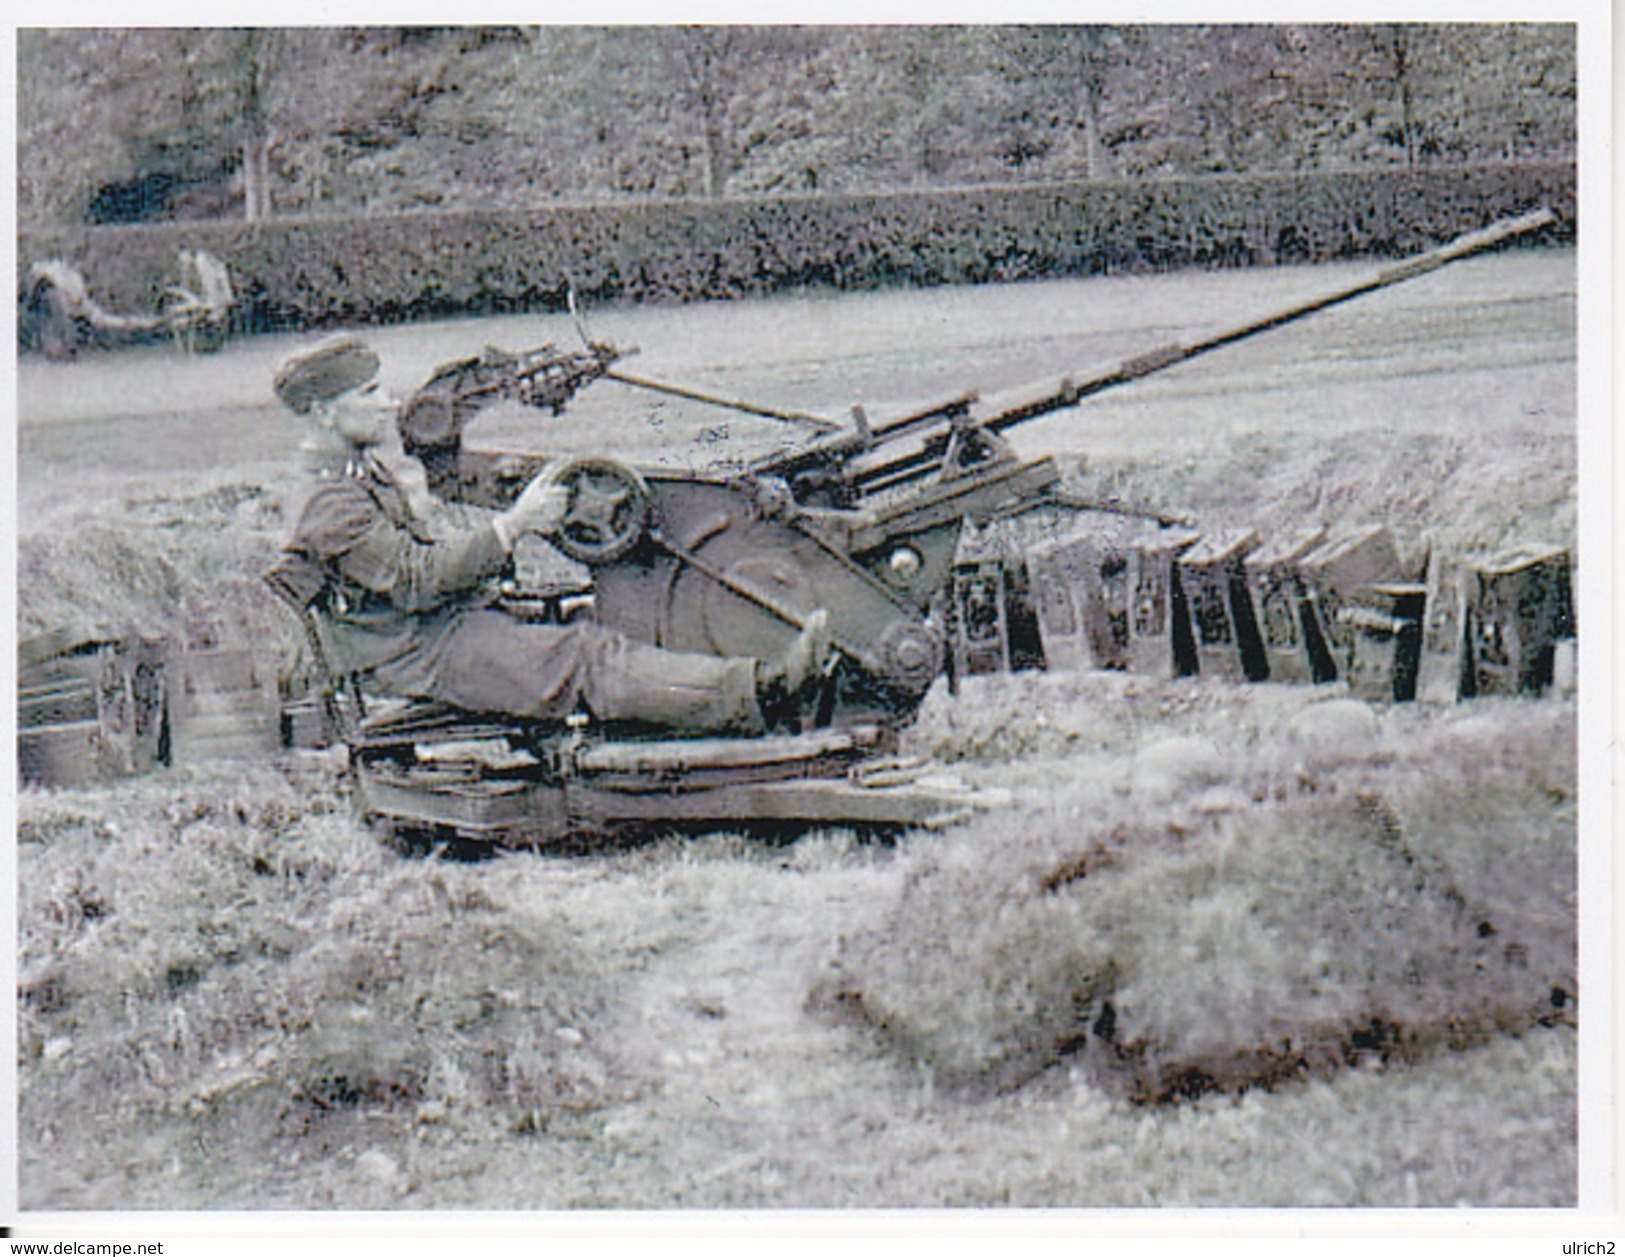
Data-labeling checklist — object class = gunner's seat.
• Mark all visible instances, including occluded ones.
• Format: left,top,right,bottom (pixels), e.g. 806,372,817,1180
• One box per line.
268,576,593,763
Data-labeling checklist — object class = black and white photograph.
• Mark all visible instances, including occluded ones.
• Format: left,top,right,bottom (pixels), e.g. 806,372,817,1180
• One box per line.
5,9,1611,1240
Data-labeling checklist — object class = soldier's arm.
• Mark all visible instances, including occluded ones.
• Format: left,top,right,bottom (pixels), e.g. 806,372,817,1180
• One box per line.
303,481,510,614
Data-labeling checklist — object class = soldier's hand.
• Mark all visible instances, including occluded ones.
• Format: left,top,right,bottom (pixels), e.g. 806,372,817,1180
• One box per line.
495,473,570,547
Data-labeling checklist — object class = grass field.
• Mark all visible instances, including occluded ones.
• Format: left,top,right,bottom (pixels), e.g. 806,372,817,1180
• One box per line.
15,245,1582,1212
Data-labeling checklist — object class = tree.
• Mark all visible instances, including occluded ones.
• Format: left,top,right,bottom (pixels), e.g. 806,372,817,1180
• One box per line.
15,24,1579,228
1158,26,1321,173
990,26,1135,179
1376,24,1420,167
669,26,743,197
234,30,278,220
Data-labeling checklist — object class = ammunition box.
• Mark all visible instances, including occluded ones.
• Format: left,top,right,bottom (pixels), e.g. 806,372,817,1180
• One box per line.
1126,530,1200,678
1298,526,1407,684
1027,534,1132,673
1459,544,1574,697
18,633,168,787
1177,529,1266,681
949,559,1013,677
1339,582,1427,702
1243,528,1328,685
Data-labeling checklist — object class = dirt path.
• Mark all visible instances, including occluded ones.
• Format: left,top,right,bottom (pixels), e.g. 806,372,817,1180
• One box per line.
18,247,1574,438
589,843,916,1206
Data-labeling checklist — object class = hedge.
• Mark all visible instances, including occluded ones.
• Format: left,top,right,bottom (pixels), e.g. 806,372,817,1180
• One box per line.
17,163,1576,337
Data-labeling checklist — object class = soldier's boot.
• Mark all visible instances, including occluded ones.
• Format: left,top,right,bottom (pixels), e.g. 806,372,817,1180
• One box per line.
585,609,832,735
585,607,832,734
585,639,765,735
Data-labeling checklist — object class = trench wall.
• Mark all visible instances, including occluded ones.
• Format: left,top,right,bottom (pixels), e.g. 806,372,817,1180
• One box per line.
17,162,1576,335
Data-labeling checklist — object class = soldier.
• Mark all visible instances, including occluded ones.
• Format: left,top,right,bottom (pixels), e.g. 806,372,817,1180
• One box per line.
265,334,830,735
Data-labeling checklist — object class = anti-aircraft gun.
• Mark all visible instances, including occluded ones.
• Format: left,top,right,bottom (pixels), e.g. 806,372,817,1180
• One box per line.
333,207,1561,850
397,209,1557,715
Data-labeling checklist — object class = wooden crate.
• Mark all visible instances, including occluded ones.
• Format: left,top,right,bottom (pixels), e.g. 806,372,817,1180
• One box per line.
1125,530,1200,678
18,632,168,787
1298,526,1408,684
168,648,281,764
1027,534,1132,673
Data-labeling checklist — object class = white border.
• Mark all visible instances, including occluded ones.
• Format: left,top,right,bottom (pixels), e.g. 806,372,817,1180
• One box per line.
3,3,1614,1246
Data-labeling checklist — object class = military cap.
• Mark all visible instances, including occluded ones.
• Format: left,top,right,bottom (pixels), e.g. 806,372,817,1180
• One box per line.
274,335,381,413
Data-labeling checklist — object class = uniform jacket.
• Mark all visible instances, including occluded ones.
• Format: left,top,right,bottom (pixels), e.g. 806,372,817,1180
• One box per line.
264,455,508,681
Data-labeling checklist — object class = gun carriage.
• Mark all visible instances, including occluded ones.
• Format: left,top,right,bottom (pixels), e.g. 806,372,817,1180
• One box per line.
19,249,235,359
282,209,1569,851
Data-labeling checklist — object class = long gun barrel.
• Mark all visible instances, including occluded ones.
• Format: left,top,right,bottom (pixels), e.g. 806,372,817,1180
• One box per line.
782,207,1556,497
978,206,1557,435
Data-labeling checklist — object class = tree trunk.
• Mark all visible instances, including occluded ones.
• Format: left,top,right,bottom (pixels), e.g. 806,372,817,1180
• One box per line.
1077,82,1109,180
242,132,271,222
678,28,735,199
703,117,728,198
1385,25,1418,170
236,30,275,221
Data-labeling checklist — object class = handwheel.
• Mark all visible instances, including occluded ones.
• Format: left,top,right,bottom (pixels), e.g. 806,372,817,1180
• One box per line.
397,391,463,456
546,457,651,565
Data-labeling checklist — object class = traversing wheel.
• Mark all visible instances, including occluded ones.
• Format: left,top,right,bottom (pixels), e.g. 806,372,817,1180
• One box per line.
546,457,651,565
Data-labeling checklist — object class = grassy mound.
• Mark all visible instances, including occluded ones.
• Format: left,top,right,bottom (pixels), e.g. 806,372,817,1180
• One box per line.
1065,427,1577,561
18,477,297,661
827,681,1575,1102
17,762,639,1208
